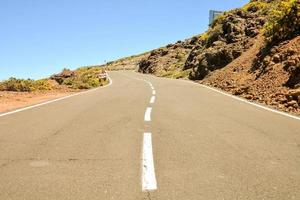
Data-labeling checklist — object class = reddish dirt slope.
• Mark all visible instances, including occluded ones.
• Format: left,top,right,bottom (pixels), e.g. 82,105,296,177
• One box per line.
0,91,75,113
202,35,300,115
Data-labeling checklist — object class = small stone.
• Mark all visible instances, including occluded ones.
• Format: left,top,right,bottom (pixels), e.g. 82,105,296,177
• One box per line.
287,100,298,107
286,59,296,67
285,95,294,101
244,94,253,100
278,98,287,103
270,48,278,55
295,84,300,89
289,90,300,98
287,48,296,55
273,54,281,63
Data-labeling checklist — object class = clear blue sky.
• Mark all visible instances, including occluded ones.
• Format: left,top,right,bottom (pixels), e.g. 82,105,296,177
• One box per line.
0,0,248,80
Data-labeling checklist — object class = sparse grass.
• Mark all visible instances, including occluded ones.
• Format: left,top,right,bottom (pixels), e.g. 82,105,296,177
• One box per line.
172,69,192,79
175,52,186,62
154,60,191,79
160,69,191,79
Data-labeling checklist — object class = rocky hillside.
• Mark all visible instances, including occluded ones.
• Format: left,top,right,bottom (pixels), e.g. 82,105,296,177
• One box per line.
139,37,201,78
103,52,150,71
186,7,266,80
137,0,300,115
50,67,108,90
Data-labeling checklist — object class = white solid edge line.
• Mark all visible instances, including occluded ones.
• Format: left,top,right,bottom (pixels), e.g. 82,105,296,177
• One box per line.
142,132,157,191
144,107,152,122
152,90,156,95
199,84,300,121
150,96,156,104
0,73,113,118
132,71,300,121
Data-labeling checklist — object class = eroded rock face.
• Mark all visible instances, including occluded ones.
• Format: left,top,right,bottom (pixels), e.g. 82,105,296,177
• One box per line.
186,9,266,80
139,59,153,74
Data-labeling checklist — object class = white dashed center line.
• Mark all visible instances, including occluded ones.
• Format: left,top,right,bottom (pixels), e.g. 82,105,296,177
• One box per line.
142,132,157,191
150,96,155,104
144,107,152,122
123,74,158,191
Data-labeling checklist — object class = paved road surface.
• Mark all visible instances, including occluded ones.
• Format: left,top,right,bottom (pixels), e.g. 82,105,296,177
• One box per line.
0,71,299,200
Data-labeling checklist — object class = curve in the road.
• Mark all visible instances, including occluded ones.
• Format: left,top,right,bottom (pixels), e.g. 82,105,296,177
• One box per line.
120,72,158,191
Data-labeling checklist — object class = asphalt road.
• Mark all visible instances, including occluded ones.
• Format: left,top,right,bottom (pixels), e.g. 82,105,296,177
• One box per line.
0,71,299,200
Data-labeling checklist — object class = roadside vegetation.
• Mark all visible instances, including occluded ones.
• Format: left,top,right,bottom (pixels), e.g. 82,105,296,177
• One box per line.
1,0,299,114
0,67,108,92
0,78,52,92
264,0,300,43
51,67,108,90
190,0,299,47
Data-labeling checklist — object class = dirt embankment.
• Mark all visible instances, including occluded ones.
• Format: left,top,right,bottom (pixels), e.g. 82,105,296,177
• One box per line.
0,90,75,113
202,35,300,115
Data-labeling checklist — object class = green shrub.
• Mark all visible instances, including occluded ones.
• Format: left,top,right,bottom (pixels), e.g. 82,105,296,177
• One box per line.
0,78,51,92
84,77,100,87
242,0,268,14
0,78,33,92
54,67,107,89
62,78,95,89
264,0,300,43
33,79,52,90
